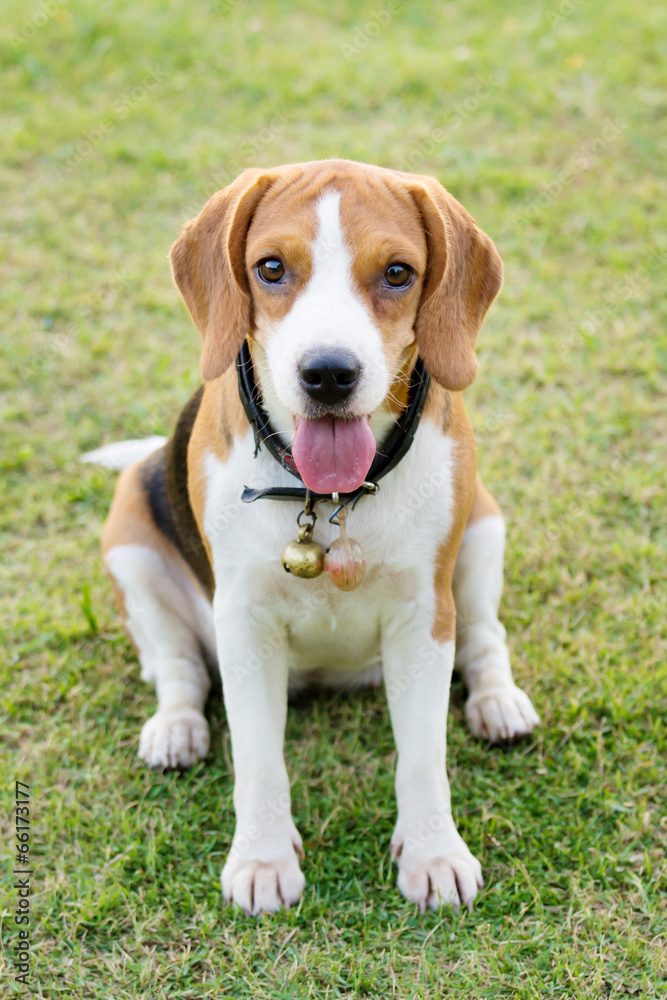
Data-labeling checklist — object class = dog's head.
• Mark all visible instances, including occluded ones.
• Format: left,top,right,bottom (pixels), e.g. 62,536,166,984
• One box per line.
170,159,502,493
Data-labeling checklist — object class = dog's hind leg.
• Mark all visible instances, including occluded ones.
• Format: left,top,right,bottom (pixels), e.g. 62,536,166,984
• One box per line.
102,457,216,769
452,477,539,743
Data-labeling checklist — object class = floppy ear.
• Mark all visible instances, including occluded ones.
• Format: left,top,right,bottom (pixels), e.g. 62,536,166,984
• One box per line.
169,168,278,381
405,174,503,391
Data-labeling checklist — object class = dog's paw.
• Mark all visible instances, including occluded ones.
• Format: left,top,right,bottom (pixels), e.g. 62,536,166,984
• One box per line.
138,707,210,769
466,684,539,743
392,821,483,913
222,849,305,915
394,843,483,913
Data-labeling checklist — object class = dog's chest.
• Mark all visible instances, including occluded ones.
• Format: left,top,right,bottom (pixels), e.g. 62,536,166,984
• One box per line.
202,421,456,672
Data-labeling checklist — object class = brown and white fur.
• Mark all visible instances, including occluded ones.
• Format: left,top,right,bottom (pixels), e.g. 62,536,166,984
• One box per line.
85,159,539,916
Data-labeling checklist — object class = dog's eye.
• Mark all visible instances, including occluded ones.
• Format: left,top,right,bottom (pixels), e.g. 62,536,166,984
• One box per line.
384,263,413,288
258,258,285,283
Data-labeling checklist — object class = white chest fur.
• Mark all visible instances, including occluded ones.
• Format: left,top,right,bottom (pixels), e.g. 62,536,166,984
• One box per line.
202,420,455,679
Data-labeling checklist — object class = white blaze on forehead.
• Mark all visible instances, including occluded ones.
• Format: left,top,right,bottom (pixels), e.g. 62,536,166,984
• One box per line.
262,189,389,428
310,189,355,291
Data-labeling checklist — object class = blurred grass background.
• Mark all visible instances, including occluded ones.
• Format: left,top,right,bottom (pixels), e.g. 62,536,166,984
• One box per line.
1,0,666,996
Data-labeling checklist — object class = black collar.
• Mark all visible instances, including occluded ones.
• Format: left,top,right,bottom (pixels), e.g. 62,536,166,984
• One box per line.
236,339,431,507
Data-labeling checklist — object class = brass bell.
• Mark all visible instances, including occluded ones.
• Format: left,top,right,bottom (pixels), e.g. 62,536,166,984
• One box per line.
282,522,325,578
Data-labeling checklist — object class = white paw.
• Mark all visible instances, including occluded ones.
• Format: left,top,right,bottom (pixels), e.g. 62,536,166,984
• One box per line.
466,683,539,742
392,820,483,913
393,838,483,913
222,846,305,915
138,707,210,769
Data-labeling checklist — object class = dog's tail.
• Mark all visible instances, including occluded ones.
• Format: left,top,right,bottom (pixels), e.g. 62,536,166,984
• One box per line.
79,435,168,471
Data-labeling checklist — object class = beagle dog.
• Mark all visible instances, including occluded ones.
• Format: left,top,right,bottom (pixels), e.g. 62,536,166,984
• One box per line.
85,159,539,915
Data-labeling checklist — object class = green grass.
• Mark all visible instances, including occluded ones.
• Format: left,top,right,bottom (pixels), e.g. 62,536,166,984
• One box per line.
1,0,666,996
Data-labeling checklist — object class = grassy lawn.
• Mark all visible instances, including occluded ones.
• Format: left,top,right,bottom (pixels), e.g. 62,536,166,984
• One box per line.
1,0,666,996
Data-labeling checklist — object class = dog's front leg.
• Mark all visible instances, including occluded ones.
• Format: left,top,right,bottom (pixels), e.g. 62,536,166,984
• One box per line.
215,595,304,915
382,601,483,913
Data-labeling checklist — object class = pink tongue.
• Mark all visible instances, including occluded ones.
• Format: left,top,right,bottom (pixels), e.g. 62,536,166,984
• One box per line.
291,417,376,494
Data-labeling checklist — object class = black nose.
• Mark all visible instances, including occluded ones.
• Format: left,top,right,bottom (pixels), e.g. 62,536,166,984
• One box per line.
298,348,361,405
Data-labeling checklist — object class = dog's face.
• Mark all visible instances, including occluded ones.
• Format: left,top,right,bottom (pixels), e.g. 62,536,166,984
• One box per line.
245,179,427,425
170,159,502,492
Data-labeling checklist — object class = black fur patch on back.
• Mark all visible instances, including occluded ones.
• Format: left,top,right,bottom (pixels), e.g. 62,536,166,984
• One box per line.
142,386,214,596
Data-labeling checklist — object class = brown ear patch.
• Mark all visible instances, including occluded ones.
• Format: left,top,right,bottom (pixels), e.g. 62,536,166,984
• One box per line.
170,168,284,381
403,174,503,391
